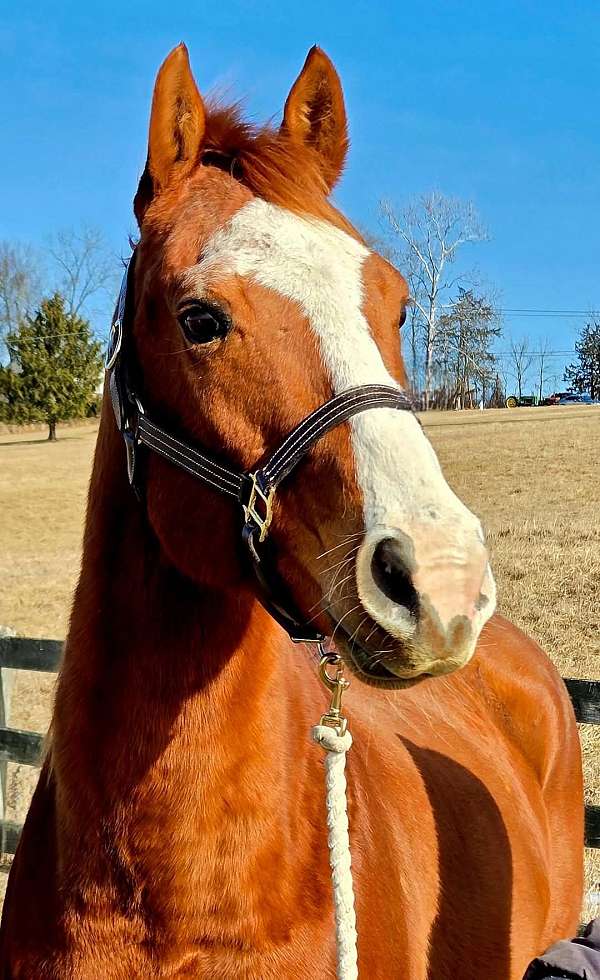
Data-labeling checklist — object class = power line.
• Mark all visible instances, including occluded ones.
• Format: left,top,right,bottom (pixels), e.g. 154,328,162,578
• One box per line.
439,305,598,319
500,309,595,316
494,350,576,357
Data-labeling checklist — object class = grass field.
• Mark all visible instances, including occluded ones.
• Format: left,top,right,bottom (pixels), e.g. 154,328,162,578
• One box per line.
0,406,599,915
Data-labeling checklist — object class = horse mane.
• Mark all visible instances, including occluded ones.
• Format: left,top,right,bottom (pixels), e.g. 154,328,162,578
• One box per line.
204,102,358,234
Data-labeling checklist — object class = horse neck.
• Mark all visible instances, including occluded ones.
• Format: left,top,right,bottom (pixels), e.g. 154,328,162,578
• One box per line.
48,416,334,938
54,411,296,819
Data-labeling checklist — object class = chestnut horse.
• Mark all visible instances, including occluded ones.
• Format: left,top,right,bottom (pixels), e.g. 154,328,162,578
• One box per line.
0,45,583,979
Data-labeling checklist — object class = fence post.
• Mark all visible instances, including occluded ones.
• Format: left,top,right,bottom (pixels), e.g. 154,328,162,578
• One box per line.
0,627,16,854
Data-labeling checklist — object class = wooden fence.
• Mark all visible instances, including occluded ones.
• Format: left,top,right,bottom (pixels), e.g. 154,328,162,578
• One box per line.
0,634,598,854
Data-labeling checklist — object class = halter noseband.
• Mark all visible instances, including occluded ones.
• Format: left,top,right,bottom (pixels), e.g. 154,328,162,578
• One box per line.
106,251,415,644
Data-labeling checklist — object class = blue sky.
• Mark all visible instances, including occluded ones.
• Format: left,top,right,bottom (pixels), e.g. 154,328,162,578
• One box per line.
2,0,599,387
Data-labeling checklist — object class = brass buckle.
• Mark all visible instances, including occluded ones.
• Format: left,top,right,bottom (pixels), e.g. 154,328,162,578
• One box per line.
243,473,275,544
318,652,350,736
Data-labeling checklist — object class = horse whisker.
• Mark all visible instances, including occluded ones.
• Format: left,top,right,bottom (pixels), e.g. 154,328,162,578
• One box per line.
347,614,369,648
306,591,359,626
365,620,381,644
330,603,364,644
308,565,353,613
319,544,361,576
315,534,363,561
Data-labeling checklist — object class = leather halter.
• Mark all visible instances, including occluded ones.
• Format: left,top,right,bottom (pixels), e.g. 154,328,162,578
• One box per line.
106,250,416,644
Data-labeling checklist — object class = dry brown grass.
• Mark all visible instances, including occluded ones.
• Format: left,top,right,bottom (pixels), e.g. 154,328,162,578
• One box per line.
425,406,600,680
0,407,598,915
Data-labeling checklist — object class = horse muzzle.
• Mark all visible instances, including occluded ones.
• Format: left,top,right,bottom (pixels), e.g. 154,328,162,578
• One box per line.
336,523,496,687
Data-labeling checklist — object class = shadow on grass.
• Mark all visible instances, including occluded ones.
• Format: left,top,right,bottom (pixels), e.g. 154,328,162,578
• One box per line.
0,438,53,447
0,432,94,447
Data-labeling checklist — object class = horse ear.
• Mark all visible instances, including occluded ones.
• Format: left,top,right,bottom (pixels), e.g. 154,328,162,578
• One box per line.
134,44,205,224
281,46,348,192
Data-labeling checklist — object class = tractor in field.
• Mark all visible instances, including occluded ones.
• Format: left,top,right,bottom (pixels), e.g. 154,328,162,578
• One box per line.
505,394,539,408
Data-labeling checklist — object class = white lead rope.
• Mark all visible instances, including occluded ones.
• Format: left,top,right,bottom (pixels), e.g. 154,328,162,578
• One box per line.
312,654,358,980
312,724,358,980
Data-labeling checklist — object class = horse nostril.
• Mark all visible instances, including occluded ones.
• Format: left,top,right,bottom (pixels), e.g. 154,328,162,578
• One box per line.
371,538,420,617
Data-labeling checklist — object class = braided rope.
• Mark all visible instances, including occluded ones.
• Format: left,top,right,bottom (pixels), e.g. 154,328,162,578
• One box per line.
312,724,358,980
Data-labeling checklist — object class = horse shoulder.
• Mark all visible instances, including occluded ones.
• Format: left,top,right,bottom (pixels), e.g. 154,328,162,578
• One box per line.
472,614,582,791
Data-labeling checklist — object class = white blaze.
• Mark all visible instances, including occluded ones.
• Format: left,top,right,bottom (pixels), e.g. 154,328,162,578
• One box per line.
195,199,463,525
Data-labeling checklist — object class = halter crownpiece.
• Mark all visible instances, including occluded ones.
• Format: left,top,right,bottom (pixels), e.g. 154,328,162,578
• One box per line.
106,250,416,643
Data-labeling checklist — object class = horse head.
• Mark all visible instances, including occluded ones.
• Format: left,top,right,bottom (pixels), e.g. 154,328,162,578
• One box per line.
126,44,496,687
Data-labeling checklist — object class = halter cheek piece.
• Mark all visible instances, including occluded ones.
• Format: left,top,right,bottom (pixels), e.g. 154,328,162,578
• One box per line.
106,251,416,645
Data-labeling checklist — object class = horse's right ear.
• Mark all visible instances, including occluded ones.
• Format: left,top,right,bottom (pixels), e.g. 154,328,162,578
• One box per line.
134,44,206,225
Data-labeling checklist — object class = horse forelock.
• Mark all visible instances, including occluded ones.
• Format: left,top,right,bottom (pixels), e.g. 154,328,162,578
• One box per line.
136,100,360,245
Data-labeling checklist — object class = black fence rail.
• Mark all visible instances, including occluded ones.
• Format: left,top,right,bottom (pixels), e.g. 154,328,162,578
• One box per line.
0,637,62,674
0,635,598,854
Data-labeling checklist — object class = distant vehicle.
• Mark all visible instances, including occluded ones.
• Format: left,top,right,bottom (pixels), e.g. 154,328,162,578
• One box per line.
507,391,599,408
561,392,598,404
542,392,599,405
505,394,538,408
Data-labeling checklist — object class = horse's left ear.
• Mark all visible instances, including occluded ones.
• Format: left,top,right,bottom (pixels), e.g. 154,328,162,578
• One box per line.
281,46,348,192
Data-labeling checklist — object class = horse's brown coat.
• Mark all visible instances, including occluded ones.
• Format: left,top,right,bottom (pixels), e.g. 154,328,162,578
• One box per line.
0,45,583,979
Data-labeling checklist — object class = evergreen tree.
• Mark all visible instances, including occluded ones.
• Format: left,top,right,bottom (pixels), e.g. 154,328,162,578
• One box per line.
564,320,600,400
0,293,103,440
437,289,502,407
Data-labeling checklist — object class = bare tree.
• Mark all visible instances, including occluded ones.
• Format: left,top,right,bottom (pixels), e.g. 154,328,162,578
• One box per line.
379,192,487,409
404,300,421,396
509,337,533,400
0,242,42,354
489,372,505,408
47,226,117,319
536,337,552,402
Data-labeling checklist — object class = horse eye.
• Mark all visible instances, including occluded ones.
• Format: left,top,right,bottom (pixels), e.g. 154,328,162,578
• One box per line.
178,304,230,344
399,309,407,329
